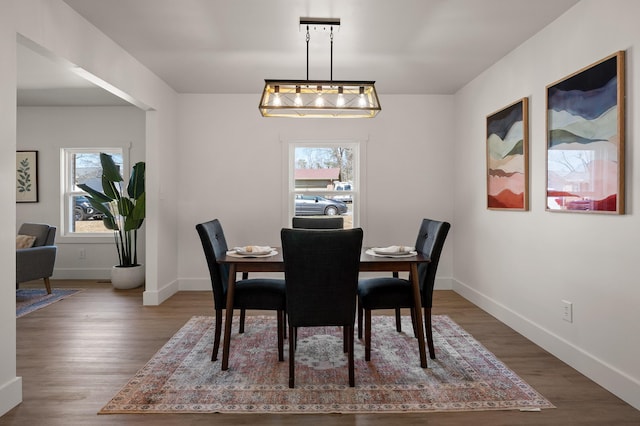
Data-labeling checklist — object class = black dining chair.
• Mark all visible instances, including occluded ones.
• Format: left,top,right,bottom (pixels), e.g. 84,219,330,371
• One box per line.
357,218,450,361
196,219,286,362
281,227,363,388
292,216,344,229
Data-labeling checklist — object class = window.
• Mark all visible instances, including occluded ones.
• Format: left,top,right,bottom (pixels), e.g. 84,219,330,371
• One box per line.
61,148,126,235
287,142,361,229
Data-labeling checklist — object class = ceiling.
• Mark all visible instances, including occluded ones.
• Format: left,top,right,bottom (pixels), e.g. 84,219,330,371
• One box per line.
17,0,579,106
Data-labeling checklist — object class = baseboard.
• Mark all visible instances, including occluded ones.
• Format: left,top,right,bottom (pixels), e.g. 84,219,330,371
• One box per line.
452,278,640,410
143,279,179,306
0,376,22,417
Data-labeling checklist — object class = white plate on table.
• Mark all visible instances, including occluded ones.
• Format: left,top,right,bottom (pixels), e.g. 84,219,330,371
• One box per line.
229,246,277,257
228,251,278,258
372,246,415,257
367,247,417,258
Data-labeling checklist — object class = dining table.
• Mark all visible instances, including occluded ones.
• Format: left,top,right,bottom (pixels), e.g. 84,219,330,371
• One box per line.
218,247,431,371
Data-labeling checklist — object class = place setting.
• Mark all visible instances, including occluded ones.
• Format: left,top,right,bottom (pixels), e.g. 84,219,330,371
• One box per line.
366,245,417,257
227,245,278,258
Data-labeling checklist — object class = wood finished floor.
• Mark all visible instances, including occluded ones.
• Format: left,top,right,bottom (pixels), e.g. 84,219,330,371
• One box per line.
2,280,638,425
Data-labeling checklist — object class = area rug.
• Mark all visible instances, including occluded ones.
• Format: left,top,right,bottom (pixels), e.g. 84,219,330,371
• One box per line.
99,315,554,414
16,288,83,318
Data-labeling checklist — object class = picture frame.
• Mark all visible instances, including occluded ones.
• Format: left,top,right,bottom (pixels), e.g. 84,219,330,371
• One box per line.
16,150,38,203
546,51,625,214
486,97,529,210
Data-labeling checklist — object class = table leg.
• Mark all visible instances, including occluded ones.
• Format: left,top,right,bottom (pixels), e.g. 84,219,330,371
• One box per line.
410,263,428,368
221,264,237,371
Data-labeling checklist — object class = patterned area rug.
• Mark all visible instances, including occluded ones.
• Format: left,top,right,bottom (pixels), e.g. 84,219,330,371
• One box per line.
100,315,554,414
16,288,83,318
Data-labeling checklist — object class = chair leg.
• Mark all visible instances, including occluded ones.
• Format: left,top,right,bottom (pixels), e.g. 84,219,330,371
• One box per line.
410,306,418,338
347,325,355,387
343,326,348,353
239,308,246,334
365,310,372,361
212,309,223,361
357,302,364,339
277,310,284,362
395,308,402,332
424,308,436,359
289,326,296,388
43,277,52,295
283,311,288,339
238,273,248,334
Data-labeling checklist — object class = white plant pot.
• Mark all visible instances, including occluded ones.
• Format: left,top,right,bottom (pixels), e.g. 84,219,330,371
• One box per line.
110,264,145,289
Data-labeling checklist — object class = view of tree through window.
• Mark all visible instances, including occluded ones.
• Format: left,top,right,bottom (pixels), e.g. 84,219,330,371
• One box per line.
295,147,354,184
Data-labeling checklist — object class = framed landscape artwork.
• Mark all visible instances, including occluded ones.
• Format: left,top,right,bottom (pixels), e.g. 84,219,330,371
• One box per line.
16,150,38,203
486,97,529,210
546,51,625,214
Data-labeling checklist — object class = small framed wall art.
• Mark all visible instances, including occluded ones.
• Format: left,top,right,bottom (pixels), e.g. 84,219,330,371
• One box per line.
16,150,38,203
486,97,529,210
546,51,625,214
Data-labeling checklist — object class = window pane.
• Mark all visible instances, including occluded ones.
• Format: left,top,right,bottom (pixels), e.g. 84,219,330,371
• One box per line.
292,145,356,229
66,150,123,234
74,152,123,192
71,194,110,233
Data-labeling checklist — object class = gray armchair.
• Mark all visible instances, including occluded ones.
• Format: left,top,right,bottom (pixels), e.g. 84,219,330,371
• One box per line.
16,223,57,294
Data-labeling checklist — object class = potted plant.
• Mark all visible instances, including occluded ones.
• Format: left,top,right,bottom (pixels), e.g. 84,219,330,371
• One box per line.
78,153,146,289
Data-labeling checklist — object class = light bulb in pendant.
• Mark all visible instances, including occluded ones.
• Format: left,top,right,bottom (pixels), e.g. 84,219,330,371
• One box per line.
273,85,281,106
337,87,345,107
315,85,324,106
358,86,366,107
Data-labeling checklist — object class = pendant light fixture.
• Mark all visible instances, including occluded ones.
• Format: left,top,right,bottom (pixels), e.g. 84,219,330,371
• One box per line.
259,17,381,118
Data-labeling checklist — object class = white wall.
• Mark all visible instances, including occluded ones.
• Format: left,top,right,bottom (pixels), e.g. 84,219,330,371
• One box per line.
0,0,23,417
16,106,146,279
453,0,639,409
177,94,455,290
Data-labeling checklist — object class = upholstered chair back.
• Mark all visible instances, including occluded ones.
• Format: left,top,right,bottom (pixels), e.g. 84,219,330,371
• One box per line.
414,219,451,309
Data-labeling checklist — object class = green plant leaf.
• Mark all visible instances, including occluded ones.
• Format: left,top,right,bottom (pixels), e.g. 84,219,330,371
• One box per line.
100,153,124,183
102,216,117,230
102,176,121,200
77,183,112,203
128,162,145,199
118,197,135,217
130,192,145,221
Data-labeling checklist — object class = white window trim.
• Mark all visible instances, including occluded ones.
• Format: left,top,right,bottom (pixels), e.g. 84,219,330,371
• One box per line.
59,145,131,241
283,139,366,229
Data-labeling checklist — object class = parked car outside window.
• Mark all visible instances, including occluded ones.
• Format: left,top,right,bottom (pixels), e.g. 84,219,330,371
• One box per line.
332,182,353,203
295,194,348,216
74,196,105,221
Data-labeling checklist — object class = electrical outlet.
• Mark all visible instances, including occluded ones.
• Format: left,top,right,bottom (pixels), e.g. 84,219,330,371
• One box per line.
79,248,86,259
562,300,573,323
